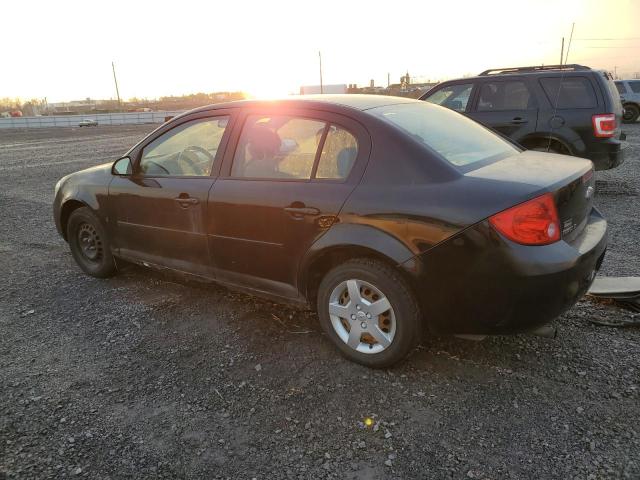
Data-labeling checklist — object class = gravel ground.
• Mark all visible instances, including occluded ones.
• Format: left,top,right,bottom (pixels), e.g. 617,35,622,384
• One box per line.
1,123,639,479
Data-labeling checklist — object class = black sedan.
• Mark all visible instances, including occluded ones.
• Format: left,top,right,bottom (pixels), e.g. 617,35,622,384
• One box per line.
53,95,607,367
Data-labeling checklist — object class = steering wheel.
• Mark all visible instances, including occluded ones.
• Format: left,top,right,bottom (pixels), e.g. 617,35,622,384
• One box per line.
177,146,215,175
143,160,170,175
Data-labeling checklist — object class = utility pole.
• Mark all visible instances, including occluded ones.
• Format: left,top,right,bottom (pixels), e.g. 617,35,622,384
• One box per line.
318,51,323,94
112,61,122,110
560,37,564,65
387,72,390,88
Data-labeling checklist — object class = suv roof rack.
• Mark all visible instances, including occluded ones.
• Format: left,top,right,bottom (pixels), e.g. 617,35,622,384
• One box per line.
479,64,591,76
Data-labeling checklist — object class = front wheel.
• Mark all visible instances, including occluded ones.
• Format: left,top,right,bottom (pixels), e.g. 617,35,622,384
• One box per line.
67,207,116,278
317,259,421,368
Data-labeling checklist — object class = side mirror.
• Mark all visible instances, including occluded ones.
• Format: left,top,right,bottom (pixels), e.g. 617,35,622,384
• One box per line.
112,157,132,175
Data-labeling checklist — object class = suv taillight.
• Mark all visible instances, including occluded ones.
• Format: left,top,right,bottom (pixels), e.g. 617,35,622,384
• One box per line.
489,193,560,245
592,114,616,138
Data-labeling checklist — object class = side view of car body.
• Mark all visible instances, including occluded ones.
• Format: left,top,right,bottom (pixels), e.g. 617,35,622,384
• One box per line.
420,64,626,170
615,79,640,123
79,119,98,127
54,95,607,367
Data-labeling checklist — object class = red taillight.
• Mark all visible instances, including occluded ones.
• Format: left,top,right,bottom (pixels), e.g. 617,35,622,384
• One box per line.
592,114,616,138
489,193,560,245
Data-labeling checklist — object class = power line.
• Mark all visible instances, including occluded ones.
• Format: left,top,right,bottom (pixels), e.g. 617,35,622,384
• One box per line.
582,45,640,48
573,37,640,41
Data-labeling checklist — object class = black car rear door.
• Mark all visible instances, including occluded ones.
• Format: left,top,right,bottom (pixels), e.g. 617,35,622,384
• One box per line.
207,108,370,299
467,77,538,142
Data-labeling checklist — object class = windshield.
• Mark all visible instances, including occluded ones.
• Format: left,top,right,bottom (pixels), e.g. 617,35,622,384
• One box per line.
368,102,518,167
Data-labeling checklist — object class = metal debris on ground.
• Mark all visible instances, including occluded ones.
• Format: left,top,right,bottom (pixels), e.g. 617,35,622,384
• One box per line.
587,276,640,326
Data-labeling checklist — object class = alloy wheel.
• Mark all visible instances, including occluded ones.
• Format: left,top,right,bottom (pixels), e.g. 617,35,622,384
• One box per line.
328,279,396,354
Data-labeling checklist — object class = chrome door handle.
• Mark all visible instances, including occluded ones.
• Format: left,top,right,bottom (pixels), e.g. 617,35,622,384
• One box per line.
174,196,199,206
284,206,320,217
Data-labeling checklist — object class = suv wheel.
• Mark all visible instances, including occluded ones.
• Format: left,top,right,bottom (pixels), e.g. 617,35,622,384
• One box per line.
317,259,421,368
67,207,116,278
623,104,639,124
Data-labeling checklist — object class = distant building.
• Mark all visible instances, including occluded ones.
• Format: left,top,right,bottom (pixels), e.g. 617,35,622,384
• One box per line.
299,84,348,95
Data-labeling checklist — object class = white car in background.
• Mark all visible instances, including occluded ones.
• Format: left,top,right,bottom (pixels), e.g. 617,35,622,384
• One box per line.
78,119,98,127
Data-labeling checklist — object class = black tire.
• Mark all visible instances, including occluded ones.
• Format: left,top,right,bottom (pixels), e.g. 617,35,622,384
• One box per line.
317,258,421,368
623,104,639,124
67,207,116,278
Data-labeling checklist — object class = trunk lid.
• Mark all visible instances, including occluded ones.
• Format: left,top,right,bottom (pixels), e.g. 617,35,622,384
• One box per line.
465,151,594,242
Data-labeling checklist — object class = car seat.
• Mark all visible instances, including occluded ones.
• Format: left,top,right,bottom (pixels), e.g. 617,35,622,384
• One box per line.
336,147,357,178
242,125,282,176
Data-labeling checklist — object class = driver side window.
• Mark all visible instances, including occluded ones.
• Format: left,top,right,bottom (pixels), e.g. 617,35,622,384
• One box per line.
139,116,229,176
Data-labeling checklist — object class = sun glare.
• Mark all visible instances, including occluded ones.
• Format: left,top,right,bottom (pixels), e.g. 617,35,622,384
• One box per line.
248,82,296,100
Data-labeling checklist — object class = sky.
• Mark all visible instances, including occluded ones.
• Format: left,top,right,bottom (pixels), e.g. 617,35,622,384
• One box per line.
2,0,639,102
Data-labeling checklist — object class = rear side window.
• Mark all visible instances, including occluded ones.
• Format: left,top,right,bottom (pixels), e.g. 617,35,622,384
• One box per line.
315,126,358,179
231,115,324,179
539,77,597,109
629,81,640,94
230,116,358,180
477,81,533,111
369,102,518,167
615,82,627,94
424,83,473,112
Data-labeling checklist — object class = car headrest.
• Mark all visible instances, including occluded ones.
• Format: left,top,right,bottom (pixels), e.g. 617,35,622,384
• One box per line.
247,125,281,160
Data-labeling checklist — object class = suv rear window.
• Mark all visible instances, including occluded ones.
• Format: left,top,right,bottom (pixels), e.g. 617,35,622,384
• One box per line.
539,77,597,109
369,102,518,167
615,82,627,94
630,81,640,94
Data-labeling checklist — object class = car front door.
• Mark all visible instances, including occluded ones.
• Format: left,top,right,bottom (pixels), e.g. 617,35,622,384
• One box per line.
467,78,538,141
207,109,369,299
109,112,233,276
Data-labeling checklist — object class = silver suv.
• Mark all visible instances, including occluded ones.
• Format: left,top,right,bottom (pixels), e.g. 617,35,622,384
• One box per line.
615,79,640,123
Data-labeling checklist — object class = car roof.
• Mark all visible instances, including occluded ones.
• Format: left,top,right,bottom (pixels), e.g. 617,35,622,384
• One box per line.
189,94,418,114
447,72,599,84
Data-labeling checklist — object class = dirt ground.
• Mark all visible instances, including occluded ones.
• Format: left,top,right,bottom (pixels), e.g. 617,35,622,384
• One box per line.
1,122,639,479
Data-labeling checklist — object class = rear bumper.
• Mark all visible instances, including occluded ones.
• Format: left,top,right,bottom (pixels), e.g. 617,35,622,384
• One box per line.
408,207,608,335
584,138,626,170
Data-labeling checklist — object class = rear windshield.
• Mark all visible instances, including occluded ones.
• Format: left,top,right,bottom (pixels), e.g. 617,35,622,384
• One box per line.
368,102,518,167
615,81,627,94
539,76,597,108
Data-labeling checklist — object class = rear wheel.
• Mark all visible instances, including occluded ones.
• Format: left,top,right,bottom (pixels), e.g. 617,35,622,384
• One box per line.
623,104,639,124
67,207,116,278
529,144,563,154
317,259,421,368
